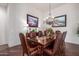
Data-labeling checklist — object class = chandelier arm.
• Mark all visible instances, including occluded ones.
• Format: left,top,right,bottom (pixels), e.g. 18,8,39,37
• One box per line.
49,3,51,16
45,3,55,25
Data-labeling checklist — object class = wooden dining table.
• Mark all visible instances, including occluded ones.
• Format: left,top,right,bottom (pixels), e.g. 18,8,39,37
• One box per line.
37,36,55,47
28,35,55,46
27,34,56,55
28,34,56,55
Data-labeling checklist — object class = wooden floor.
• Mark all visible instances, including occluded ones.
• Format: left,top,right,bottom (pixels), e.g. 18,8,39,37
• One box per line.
0,42,79,56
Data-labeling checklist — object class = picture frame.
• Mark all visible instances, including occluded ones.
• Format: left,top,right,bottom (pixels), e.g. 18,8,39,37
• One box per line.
52,15,67,27
27,14,38,27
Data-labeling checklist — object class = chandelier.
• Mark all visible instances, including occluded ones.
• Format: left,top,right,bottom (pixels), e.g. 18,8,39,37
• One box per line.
46,3,54,25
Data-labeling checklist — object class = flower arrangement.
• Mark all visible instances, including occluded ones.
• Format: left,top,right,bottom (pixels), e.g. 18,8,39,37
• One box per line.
47,28,54,34
46,28,54,36
31,29,37,32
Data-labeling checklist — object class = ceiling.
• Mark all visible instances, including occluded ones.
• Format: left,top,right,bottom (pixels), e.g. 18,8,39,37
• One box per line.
27,3,65,12
0,3,65,12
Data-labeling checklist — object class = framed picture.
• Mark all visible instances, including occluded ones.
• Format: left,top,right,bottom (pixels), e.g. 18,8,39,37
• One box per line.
52,15,67,27
27,14,38,27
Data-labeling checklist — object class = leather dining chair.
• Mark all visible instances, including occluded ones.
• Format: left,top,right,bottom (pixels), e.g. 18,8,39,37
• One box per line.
19,33,28,56
55,30,61,34
62,31,67,45
26,33,40,55
45,31,61,50
28,32,36,38
26,32,38,48
37,31,43,37
59,31,67,55
43,33,62,56
19,33,40,56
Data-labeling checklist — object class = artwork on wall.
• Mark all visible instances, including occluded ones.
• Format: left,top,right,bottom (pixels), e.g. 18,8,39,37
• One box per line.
52,15,67,27
27,14,38,27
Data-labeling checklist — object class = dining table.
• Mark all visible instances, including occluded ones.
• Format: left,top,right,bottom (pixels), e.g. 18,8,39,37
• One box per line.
27,34,56,55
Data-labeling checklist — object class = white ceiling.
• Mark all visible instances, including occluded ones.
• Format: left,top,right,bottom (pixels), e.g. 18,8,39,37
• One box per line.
27,3,65,12
0,3,65,12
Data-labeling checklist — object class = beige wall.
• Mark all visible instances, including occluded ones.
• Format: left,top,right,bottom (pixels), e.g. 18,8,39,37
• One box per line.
5,3,79,47
42,4,79,44
7,4,43,47
0,6,7,45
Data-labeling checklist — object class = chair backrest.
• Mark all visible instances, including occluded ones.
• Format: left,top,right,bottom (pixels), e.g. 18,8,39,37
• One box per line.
26,32,38,48
62,31,67,41
52,33,62,55
60,31,67,49
55,30,61,34
19,33,28,54
29,32,36,38
59,31,67,55
38,31,43,37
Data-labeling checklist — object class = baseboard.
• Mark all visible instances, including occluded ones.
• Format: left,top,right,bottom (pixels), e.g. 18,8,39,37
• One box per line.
8,42,21,47
9,44,21,48
0,44,8,51
65,42,79,46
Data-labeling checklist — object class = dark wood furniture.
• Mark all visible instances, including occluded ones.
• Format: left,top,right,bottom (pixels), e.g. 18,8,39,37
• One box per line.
44,30,61,50
26,32,38,48
26,37,41,56
19,30,67,56
19,33,40,56
27,35,55,55
37,31,43,37
55,30,61,34
59,31,67,55
43,31,67,56
29,32,36,38
26,32,42,55
43,33,62,56
19,33,28,56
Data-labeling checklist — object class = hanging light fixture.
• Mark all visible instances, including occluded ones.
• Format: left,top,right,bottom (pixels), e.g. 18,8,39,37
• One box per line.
46,3,54,25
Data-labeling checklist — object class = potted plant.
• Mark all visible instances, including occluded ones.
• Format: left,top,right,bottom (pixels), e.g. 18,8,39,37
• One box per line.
31,28,37,32
47,28,54,36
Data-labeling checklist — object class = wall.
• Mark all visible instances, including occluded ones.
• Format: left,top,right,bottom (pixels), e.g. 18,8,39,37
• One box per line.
0,6,7,45
7,3,79,47
7,3,42,47
42,4,79,44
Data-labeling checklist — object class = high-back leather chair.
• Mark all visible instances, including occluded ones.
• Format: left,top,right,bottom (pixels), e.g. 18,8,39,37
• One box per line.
55,30,61,34
38,31,43,37
59,31,67,55
43,33,62,56
29,32,36,38
62,31,67,42
19,33,40,56
26,33,42,56
19,33,28,56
